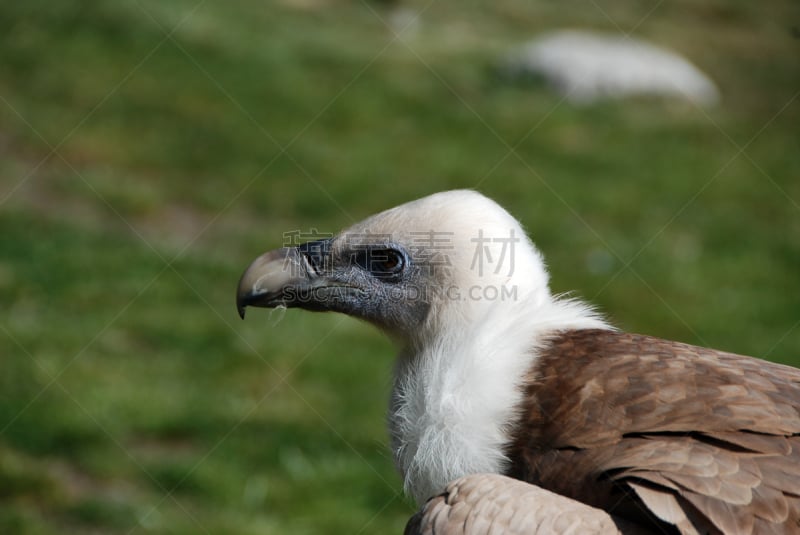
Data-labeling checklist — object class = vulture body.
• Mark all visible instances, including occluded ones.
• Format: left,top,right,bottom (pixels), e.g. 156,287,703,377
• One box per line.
237,190,800,534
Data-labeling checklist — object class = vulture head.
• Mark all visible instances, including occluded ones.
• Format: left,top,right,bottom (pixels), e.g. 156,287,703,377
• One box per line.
239,190,557,343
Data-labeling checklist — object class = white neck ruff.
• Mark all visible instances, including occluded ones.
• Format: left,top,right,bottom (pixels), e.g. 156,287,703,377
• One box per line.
388,293,610,504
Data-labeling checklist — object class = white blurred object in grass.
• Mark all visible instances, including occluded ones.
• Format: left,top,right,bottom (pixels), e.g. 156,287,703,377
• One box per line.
504,30,719,105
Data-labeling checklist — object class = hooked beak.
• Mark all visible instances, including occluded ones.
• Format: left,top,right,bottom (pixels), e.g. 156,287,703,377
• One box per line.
236,248,310,319
237,238,363,319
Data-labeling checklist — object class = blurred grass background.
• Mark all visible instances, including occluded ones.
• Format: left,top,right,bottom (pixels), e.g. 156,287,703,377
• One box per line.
0,0,798,533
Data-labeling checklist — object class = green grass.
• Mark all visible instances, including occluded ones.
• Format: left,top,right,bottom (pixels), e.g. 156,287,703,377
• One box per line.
1,0,798,533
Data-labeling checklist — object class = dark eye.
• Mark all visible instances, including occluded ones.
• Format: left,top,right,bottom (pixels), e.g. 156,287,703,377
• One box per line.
368,249,405,280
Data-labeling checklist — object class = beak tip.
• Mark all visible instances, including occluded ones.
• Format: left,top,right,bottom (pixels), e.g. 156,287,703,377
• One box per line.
236,294,248,319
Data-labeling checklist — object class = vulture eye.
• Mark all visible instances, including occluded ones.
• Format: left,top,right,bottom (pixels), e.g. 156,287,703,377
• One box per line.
360,248,405,280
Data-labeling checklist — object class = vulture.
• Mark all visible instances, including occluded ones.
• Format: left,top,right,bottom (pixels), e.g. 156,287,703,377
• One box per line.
236,190,800,534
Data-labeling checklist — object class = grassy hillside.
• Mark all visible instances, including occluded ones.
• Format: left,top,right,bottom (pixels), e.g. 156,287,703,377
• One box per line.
1,0,798,533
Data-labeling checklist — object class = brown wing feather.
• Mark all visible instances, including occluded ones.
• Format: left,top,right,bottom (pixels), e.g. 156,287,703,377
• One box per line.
506,329,800,534
404,473,644,535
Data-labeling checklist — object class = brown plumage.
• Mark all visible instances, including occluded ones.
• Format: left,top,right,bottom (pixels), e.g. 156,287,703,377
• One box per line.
405,473,646,535
498,329,800,534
